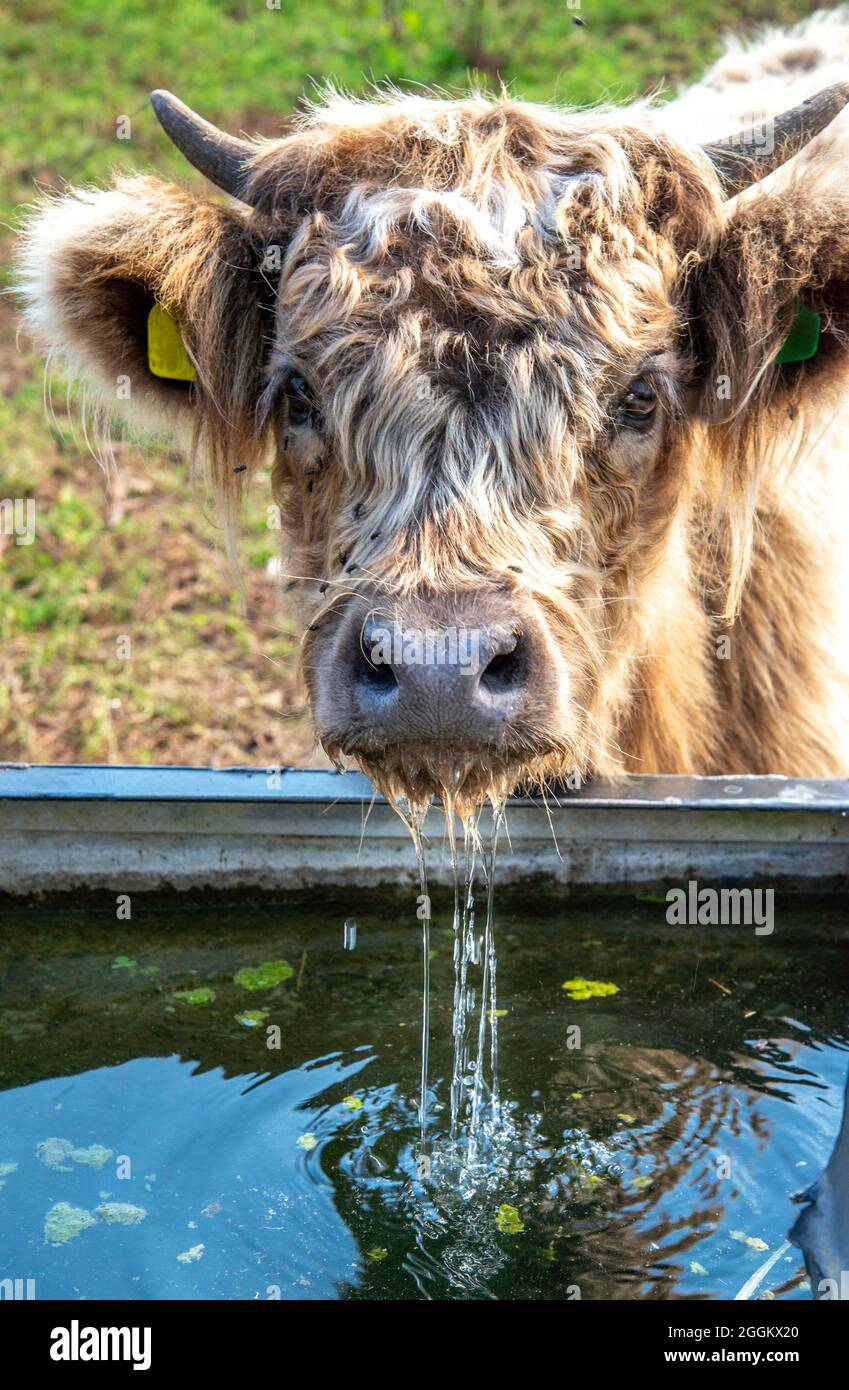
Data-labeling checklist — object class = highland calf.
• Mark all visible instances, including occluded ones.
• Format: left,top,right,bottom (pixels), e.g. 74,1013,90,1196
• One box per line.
17,11,849,809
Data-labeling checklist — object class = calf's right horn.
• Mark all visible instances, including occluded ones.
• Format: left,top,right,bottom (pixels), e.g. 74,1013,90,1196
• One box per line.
703,81,849,197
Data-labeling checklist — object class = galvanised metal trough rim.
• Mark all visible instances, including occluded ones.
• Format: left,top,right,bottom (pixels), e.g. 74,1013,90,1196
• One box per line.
0,764,847,894
1,762,848,810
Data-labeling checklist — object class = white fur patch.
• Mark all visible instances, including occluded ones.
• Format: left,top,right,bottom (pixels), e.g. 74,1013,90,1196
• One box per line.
661,5,849,158
16,187,193,449
339,183,528,267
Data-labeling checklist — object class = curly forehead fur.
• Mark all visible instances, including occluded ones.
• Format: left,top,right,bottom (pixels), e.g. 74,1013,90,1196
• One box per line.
257,93,714,529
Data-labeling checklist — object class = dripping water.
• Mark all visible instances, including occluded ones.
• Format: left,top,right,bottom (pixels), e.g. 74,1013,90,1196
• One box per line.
406,797,507,1181
449,813,478,1141
409,811,431,1145
463,803,504,1167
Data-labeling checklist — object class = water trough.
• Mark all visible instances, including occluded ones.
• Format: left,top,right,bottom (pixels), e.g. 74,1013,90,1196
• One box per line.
0,764,847,895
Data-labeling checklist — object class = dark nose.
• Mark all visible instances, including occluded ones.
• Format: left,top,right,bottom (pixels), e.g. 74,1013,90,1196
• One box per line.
343,608,535,746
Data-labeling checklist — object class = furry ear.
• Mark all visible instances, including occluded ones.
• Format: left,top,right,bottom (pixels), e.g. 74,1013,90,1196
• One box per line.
687,181,849,421
684,180,849,617
16,176,274,493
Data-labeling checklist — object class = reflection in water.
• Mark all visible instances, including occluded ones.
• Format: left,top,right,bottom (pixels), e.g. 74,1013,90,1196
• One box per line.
0,1055,371,1299
790,1073,849,1300
0,895,846,1300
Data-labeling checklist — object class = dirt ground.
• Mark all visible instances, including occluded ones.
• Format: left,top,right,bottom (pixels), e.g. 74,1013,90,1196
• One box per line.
0,283,324,769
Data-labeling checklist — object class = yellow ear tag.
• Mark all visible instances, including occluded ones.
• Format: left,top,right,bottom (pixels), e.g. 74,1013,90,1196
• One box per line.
147,304,196,382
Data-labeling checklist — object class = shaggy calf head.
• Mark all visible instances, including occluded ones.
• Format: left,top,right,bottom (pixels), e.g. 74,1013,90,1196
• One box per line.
17,84,849,809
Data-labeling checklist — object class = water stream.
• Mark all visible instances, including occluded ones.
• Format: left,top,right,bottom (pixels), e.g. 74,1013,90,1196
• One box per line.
409,802,509,1186
410,815,431,1145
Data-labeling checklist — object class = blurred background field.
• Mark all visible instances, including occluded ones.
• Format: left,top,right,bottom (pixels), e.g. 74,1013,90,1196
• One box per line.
0,0,825,766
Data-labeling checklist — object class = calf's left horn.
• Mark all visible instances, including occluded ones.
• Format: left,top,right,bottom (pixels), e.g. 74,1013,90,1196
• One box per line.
703,82,849,197
150,90,257,202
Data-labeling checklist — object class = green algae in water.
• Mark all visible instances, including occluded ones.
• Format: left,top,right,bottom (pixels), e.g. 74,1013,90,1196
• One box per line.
495,1203,525,1234
731,1230,770,1252
234,960,294,990
96,1202,148,1226
72,1144,113,1169
173,987,216,1006
37,1138,113,1172
45,1198,148,1245
562,977,620,1001
177,1243,205,1263
45,1202,97,1246
37,1138,74,1171
235,1009,268,1027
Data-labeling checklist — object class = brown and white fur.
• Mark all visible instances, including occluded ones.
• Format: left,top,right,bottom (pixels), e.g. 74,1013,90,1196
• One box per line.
15,9,849,810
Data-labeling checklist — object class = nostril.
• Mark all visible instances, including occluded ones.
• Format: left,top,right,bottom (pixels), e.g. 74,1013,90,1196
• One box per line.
480,633,527,696
354,644,398,695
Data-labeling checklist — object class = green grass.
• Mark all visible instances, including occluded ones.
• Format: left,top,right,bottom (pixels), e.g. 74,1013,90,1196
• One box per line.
0,0,827,765
0,0,820,231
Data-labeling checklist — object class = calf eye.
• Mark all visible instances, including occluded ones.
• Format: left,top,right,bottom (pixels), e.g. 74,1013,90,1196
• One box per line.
282,371,313,428
616,376,657,431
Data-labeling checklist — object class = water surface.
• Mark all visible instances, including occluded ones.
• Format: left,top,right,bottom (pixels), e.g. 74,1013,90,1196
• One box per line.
0,892,847,1300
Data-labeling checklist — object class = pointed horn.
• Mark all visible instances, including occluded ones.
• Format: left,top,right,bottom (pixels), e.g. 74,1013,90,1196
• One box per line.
150,89,257,202
704,82,849,198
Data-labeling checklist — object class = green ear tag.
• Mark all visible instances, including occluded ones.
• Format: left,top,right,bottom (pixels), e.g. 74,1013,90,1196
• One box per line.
147,304,197,381
776,301,821,365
